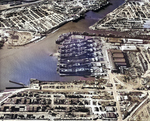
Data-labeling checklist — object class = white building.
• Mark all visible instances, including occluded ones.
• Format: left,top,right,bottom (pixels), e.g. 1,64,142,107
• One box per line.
141,0,150,2
120,45,137,51
123,38,143,44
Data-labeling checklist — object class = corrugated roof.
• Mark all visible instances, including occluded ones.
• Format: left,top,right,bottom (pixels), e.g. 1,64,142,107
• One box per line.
113,53,124,58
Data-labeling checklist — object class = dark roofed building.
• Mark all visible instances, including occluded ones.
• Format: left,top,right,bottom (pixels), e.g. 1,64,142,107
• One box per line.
108,49,129,73
110,49,122,53
115,63,127,66
113,53,124,58
113,58,126,63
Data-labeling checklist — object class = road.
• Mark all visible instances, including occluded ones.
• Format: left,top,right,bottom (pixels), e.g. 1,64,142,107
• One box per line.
108,71,122,121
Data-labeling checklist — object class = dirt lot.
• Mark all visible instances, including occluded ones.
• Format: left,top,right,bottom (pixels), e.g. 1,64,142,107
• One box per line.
6,31,33,46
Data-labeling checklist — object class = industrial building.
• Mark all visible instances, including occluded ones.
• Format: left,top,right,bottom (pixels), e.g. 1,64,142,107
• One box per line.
120,45,138,51
122,39,143,44
108,49,129,73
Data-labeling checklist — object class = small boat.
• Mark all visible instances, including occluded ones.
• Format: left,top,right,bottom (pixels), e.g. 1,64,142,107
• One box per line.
50,54,53,56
